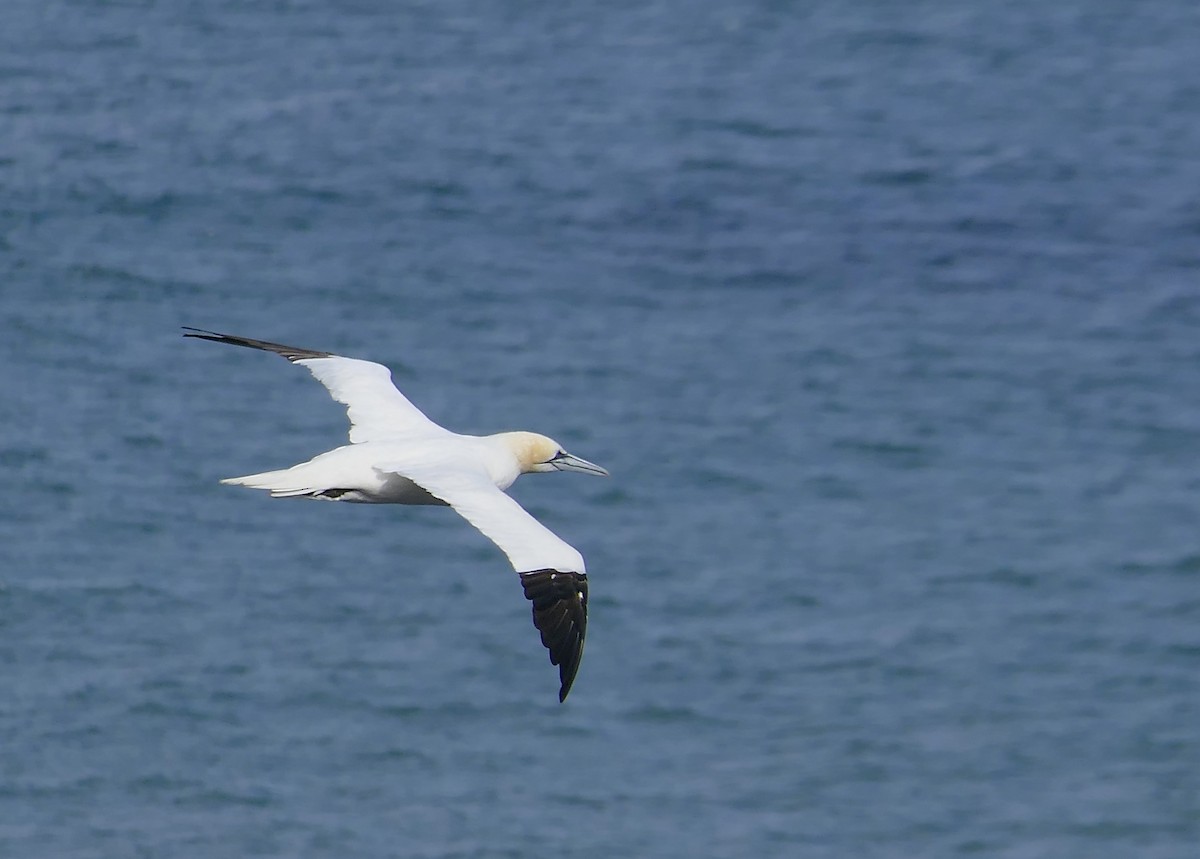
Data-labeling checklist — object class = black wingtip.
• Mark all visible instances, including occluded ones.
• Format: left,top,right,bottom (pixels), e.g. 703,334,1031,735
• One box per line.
520,569,588,702
182,327,333,362
181,326,221,340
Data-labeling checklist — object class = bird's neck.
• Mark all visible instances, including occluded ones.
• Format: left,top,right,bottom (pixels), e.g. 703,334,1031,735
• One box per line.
481,433,526,489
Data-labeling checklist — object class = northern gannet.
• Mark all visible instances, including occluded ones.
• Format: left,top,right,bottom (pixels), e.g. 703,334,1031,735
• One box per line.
183,327,608,702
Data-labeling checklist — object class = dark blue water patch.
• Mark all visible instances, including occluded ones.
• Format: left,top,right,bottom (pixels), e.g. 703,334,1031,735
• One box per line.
0,445,50,470
624,703,725,726
0,775,106,802
676,116,819,140
831,437,936,470
861,166,937,186
1122,553,1200,578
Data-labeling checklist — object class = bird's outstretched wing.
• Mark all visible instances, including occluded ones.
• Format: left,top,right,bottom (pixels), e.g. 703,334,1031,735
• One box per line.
183,327,444,442
382,459,589,702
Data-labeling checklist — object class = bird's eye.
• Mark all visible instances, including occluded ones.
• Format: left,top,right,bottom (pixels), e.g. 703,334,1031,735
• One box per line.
549,450,567,462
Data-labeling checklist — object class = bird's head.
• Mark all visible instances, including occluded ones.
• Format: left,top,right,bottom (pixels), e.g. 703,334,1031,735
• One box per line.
503,432,609,477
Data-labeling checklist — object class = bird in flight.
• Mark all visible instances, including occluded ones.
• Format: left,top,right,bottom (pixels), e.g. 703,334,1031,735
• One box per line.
183,327,608,701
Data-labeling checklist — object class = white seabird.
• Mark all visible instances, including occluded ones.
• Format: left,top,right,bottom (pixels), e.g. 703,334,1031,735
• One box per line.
184,327,608,702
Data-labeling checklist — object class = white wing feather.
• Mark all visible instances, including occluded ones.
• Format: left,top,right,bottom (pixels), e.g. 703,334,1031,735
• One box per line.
182,329,445,443
381,458,586,574
294,356,445,443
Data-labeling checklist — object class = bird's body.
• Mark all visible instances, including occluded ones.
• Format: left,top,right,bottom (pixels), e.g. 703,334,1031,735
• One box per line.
223,435,521,505
184,328,607,701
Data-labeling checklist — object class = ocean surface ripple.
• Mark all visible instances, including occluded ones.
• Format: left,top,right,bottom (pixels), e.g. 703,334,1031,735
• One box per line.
2,2,1198,857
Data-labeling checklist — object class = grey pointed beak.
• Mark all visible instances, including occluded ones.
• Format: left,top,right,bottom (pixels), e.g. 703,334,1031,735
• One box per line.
551,451,609,477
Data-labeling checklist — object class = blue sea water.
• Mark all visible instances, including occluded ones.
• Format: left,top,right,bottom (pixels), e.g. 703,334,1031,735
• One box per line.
2,1,1199,856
